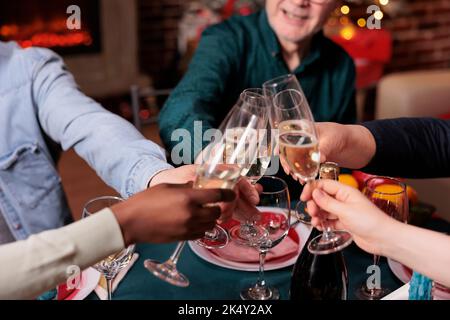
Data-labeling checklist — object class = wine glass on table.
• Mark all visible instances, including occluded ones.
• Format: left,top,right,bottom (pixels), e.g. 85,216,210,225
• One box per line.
271,88,352,254
143,100,264,286
356,176,409,300
82,196,135,300
240,176,291,300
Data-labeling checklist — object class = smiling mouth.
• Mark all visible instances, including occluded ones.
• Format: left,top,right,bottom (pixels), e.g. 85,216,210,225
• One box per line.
281,8,309,21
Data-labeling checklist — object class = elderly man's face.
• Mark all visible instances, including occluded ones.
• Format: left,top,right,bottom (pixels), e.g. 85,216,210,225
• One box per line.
266,0,336,44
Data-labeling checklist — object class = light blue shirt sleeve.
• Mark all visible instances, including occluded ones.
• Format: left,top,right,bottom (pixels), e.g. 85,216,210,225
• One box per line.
29,48,173,197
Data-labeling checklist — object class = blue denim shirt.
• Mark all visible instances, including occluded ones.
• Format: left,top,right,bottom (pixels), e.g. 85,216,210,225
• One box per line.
0,41,173,240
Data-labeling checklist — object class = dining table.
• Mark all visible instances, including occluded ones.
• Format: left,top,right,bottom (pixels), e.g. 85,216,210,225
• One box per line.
86,210,450,300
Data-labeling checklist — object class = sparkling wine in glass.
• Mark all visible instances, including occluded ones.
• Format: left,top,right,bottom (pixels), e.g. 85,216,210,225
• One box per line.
263,74,311,224
144,119,261,286
82,196,135,300
272,89,352,254
195,96,266,248
356,176,409,300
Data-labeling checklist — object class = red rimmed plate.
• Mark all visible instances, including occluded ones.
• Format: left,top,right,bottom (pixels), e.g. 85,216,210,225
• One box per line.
387,258,413,283
189,216,311,272
57,267,101,300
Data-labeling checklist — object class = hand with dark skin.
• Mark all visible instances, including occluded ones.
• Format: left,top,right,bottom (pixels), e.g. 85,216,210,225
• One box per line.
111,183,236,246
226,178,263,223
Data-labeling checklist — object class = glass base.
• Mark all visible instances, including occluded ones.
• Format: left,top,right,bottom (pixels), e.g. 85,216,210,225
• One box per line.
229,224,268,246
240,285,280,300
308,230,353,254
195,225,229,249
143,259,189,287
355,284,391,300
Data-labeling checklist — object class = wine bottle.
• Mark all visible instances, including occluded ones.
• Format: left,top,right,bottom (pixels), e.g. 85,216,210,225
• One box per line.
289,162,349,300
289,227,348,300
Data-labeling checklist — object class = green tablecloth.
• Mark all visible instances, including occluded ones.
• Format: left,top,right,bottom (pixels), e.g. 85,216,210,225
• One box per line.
87,242,402,300
86,216,449,300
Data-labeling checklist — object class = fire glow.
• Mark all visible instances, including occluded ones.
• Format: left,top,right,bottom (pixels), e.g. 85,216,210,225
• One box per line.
0,18,93,49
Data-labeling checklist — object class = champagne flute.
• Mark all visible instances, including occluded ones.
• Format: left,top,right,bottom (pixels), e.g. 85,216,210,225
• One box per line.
227,88,273,246
82,196,135,300
143,141,241,287
144,104,263,286
356,176,409,300
240,176,291,300
272,88,352,254
263,74,311,224
195,91,267,249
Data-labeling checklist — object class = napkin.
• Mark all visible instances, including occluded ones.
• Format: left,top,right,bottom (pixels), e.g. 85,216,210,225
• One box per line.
94,253,139,300
381,283,410,300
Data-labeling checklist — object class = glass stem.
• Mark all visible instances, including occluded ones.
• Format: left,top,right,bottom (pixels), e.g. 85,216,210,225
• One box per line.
106,277,113,300
321,220,335,241
241,178,258,236
367,254,382,292
373,254,380,267
169,241,186,265
256,249,268,289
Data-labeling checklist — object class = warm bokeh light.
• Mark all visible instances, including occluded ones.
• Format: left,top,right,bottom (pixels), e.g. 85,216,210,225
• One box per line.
379,0,389,6
339,16,350,25
357,18,367,27
340,25,355,40
374,10,384,20
340,5,350,15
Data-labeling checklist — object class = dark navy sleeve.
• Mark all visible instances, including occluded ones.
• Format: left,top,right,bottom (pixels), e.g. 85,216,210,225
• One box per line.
361,118,450,178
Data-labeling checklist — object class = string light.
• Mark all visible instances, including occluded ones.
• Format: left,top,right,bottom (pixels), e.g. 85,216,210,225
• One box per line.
357,18,366,27
340,5,350,15
339,16,350,25
374,10,384,20
340,25,355,40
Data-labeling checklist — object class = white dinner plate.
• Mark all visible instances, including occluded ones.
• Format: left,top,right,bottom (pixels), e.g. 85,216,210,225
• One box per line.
189,221,312,272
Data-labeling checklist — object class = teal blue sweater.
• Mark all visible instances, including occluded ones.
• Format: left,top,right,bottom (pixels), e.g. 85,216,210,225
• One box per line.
159,10,356,163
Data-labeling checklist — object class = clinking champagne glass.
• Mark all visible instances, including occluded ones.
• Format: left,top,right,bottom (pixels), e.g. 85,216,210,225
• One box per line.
263,74,311,224
143,106,263,286
227,88,273,246
356,176,409,300
195,89,268,248
82,196,135,300
271,88,352,254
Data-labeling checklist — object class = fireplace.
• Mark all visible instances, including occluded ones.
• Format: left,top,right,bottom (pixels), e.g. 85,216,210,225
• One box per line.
0,0,148,99
0,0,101,55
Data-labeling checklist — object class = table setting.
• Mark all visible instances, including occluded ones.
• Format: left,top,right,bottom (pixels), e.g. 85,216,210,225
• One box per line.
42,74,450,301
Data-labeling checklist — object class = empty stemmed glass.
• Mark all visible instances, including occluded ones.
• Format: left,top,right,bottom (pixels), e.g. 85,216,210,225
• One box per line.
228,88,273,246
240,176,291,300
82,196,135,300
356,176,409,300
144,98,264,286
